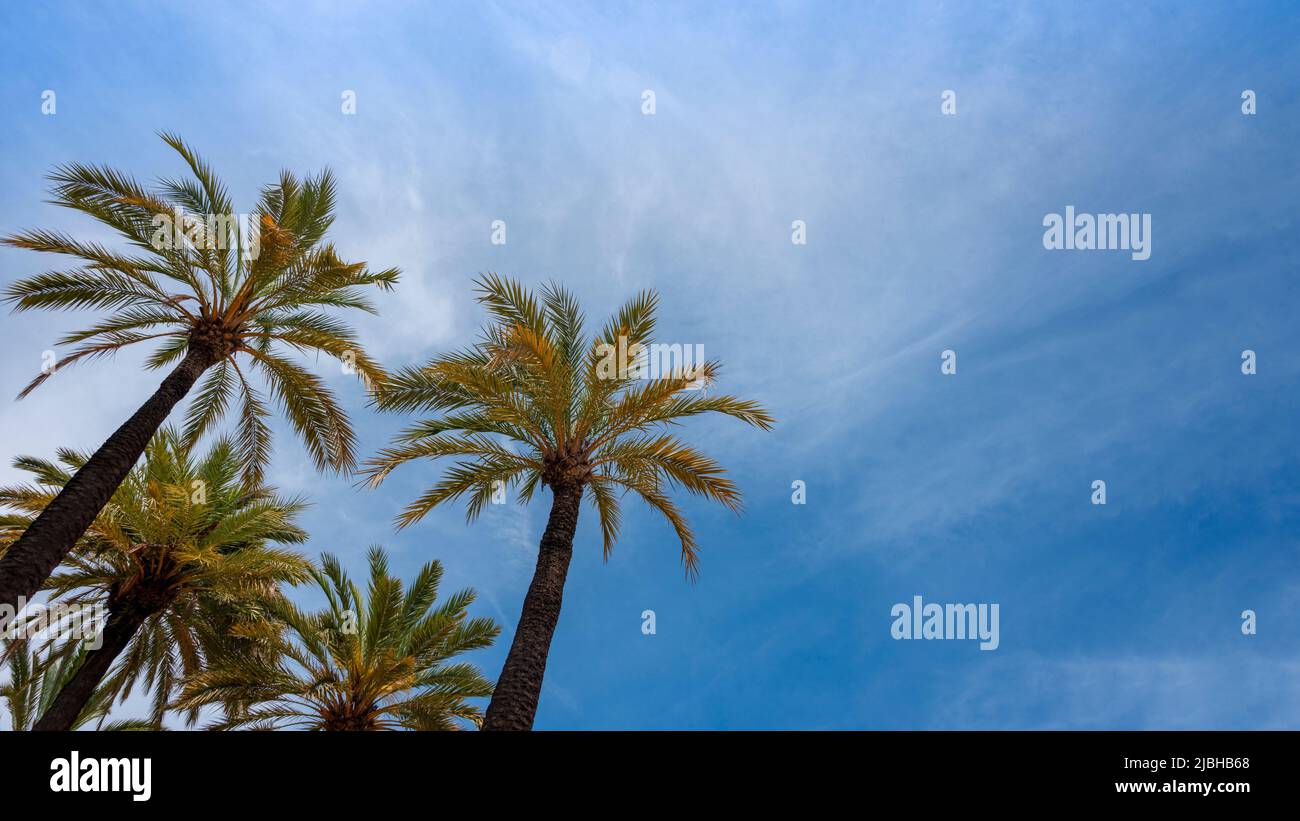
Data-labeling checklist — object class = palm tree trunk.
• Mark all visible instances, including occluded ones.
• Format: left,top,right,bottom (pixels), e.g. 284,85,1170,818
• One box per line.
0,347,214,624
32,605,145,731
482,481,583,731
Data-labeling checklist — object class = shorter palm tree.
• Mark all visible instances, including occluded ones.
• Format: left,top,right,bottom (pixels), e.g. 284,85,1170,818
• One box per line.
177,546,500,730
0,429,313,730
1,640,152,730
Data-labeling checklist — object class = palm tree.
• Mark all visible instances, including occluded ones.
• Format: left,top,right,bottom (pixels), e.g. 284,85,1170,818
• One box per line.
1,640,153,730
176,546,499,730
0,429,313,730
0,133,397,622
363,275,774,729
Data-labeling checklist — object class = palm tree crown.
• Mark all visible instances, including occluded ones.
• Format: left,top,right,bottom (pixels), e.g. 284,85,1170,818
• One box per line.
177,546,500,730
0,429,313,727
365,274,775,575
2,133,397,484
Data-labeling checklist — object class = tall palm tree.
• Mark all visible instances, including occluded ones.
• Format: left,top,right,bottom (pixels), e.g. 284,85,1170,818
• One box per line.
0,133,396,622
0,429,313,730
364,275,774,729
1,640,153,730
176,546,499,730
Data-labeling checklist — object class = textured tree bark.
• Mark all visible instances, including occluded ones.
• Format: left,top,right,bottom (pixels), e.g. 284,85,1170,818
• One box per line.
32,606,146,731
482,482,583,731
0,347,214,626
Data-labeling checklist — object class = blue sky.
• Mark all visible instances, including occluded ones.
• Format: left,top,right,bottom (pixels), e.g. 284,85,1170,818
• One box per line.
1,0,1298,728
